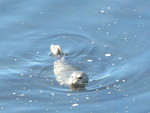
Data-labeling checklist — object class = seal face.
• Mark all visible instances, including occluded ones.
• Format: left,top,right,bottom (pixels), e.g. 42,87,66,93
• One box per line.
50,44,89,91
69,71,88,88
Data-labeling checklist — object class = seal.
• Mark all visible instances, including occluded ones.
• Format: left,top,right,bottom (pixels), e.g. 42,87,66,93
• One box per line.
50,44,88,91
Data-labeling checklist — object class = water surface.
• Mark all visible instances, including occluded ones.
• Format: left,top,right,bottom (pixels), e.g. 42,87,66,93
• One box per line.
0,0,150,113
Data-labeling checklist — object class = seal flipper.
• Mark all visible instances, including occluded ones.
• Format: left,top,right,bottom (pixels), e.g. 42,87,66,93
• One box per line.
50,44,62,56
50,44,68,58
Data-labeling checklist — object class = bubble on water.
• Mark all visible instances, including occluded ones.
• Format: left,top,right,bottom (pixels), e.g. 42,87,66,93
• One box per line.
98,27,101,30
87,59,93,62
40,12,43,15
13,92,16,95
123,32,127,35
118,57,122,60
14,59,17,61
117,85,120,88
51,93,55,96
118,89,122,92
133,9,136,12
124,94,129,97
99,84,103,87
62,36,66,38
85,95,90,100
72,103,79,107
36,51,40,54
106,32,110,35
124,38,128,42
67,94,71,96
40,90,44,93
116,80,119,82
29,100,32,103
105,53,111,57
139,15,142,18
20,94,25,96
86,97,90,99
91,41,95,44
114,21,117,24
114,85,117,87
96,89,99,91
101,10,105,13
107,7,111,9
20,73,24,76
112,63,115,66
108,92,111,94
122,80,126,82
98,58,101,60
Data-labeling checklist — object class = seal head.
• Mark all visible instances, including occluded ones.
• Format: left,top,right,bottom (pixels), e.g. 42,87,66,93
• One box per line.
69,71,88,88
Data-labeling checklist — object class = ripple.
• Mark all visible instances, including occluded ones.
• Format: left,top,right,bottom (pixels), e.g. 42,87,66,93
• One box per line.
49,33,94,62
6,32,149,102
32,33,95,92
31,33,127,94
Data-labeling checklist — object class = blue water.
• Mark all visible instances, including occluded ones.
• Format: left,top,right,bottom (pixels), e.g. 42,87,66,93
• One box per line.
0,0,150,113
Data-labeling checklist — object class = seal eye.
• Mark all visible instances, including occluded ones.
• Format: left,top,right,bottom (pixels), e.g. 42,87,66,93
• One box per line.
78,77,82,79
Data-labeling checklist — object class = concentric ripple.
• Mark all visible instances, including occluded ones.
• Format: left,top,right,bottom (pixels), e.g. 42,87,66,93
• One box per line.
35,33,95,92
49,33,94,62
33,33,127,94
9,33,150,103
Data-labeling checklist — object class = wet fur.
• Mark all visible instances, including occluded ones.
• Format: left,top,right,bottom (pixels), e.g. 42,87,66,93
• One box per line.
50,44,88,91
